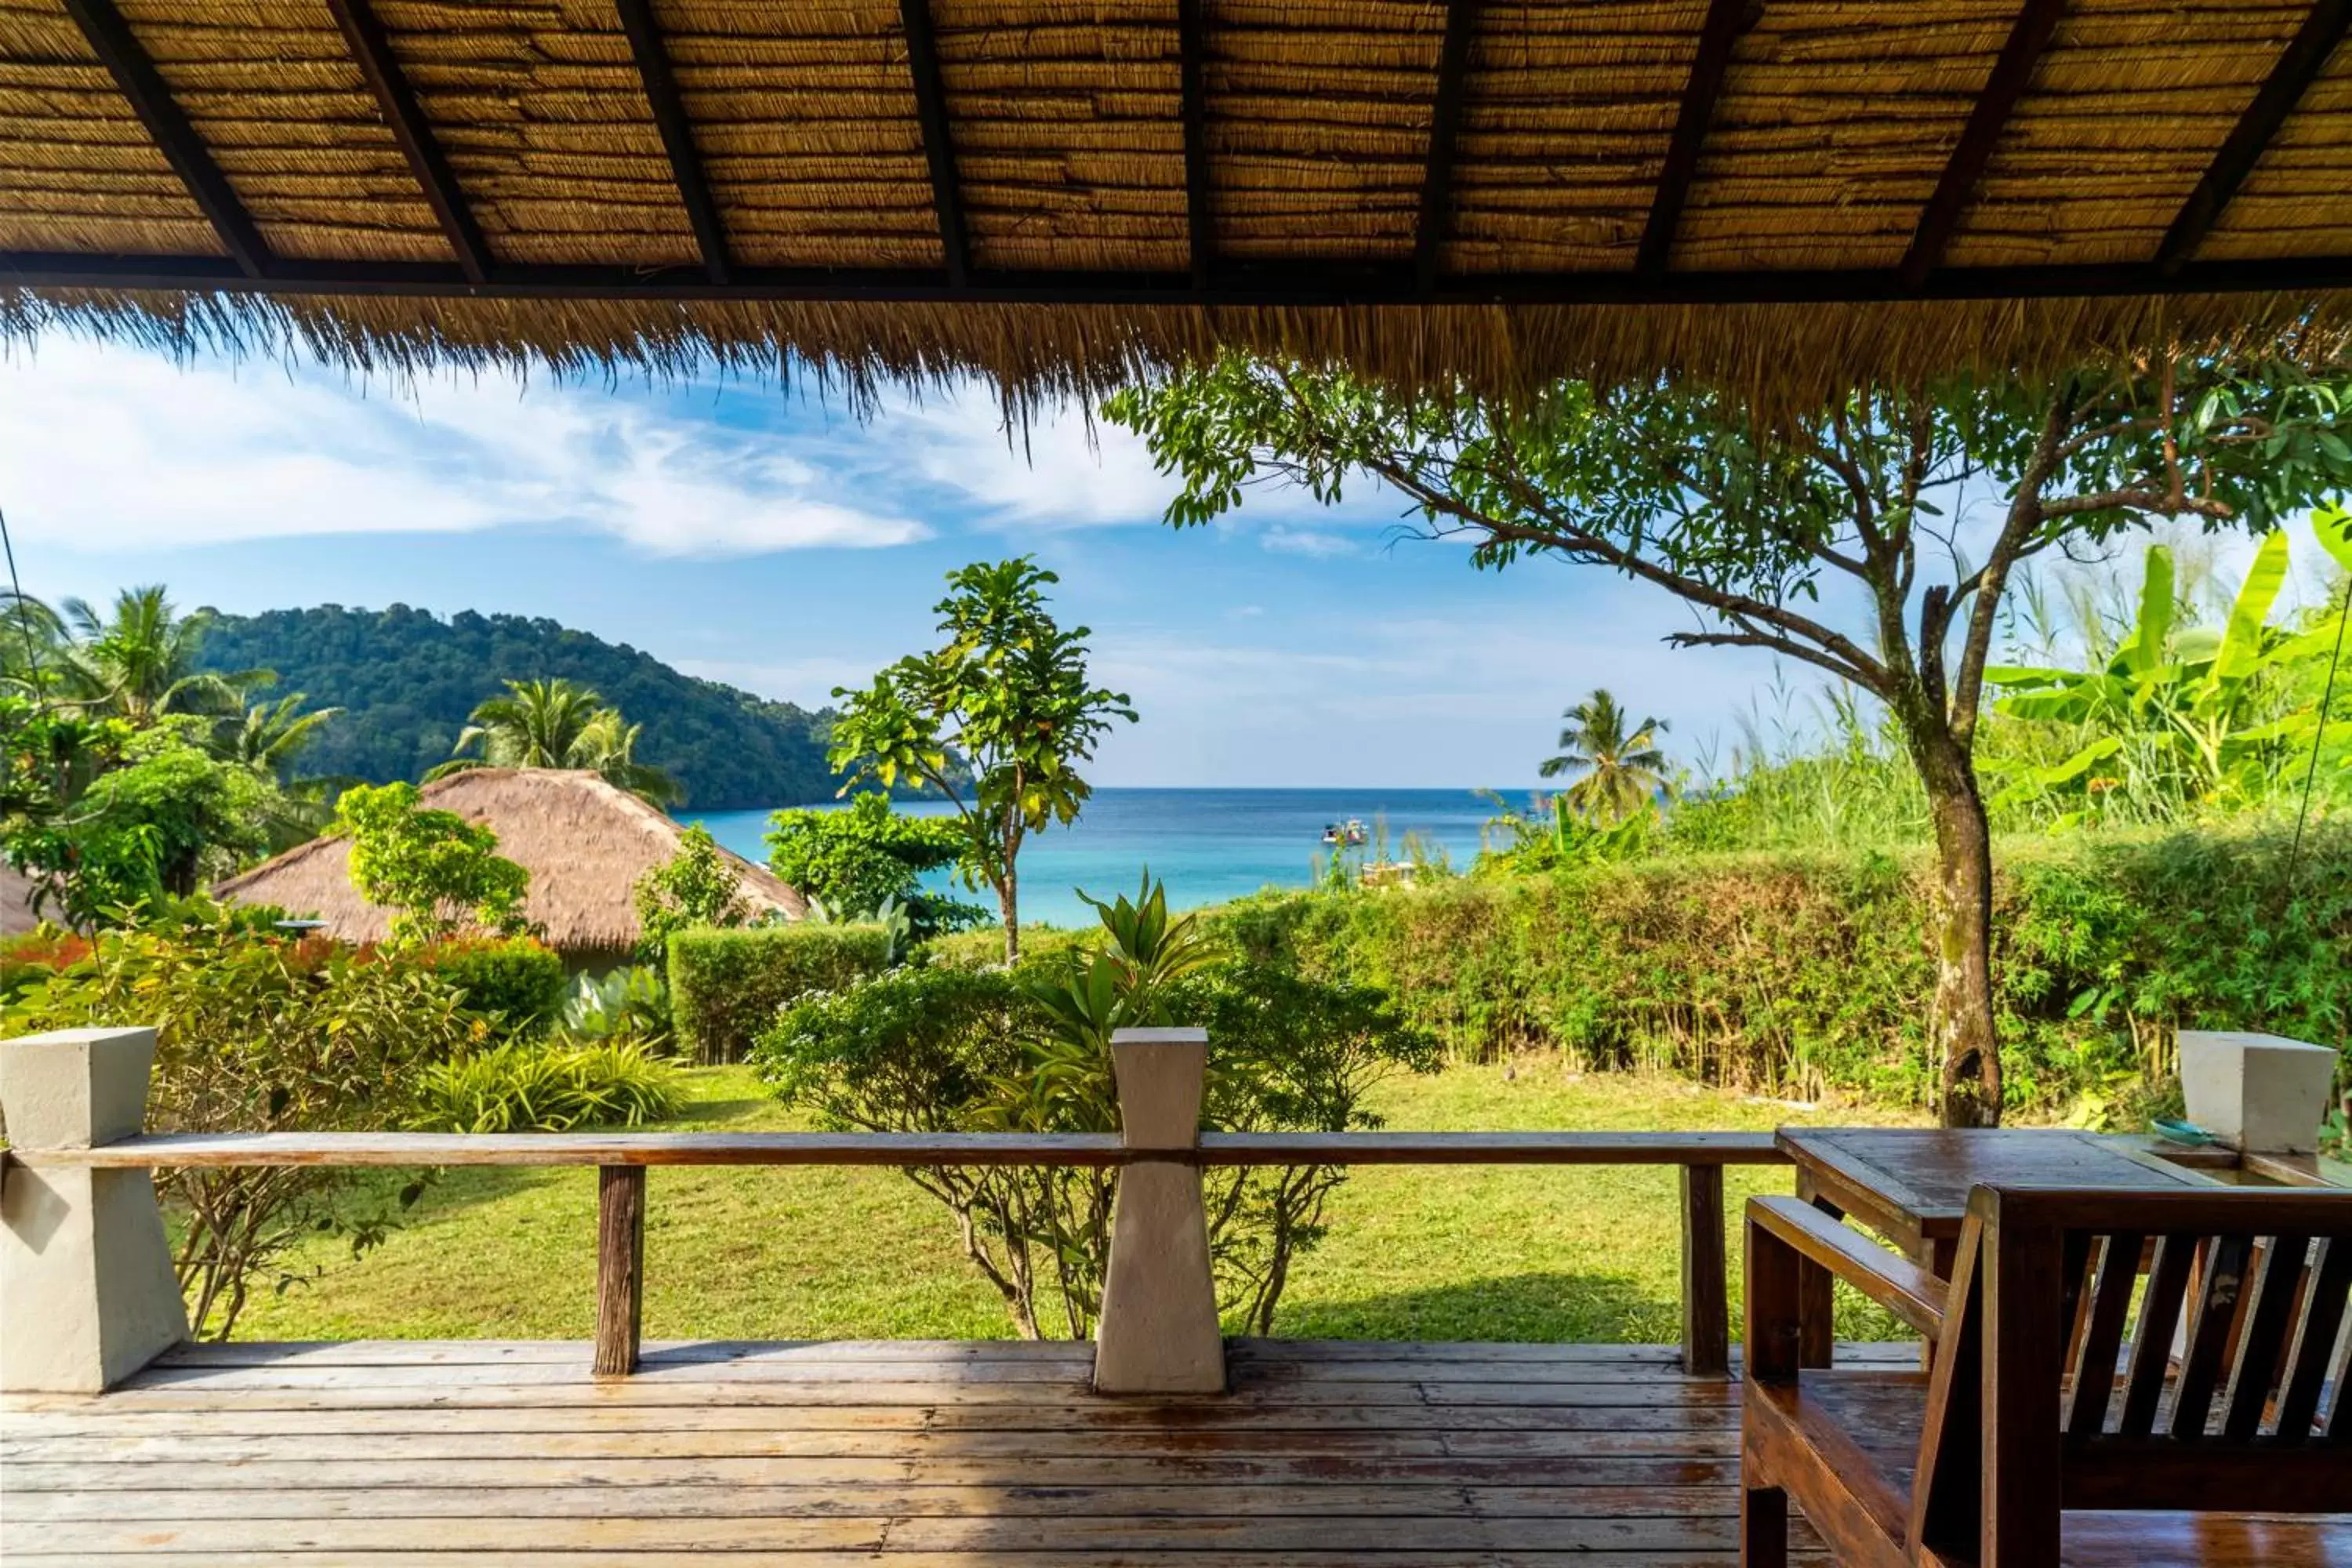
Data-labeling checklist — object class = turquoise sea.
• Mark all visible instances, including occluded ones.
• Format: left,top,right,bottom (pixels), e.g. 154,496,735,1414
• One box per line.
684,788,1512,929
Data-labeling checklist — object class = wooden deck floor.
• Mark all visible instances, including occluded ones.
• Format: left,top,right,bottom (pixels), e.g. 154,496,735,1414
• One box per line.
3,1339,2344,1566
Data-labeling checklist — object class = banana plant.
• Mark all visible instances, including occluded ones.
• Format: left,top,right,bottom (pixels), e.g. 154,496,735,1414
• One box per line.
1987,513,2343,818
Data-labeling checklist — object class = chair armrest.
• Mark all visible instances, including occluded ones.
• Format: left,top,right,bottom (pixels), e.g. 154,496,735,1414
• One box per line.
1747,1196,1946,1342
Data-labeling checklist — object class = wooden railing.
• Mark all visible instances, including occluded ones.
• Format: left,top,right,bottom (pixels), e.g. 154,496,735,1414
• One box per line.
0,1025,1788,1395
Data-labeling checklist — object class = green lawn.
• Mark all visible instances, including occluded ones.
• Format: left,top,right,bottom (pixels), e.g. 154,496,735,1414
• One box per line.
231,1059,1922,1344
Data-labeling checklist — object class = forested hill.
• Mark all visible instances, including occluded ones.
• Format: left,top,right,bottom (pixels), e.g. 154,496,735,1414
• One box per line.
197,604,841,810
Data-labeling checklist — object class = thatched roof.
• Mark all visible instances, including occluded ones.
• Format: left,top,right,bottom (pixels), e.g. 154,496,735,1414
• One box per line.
4,0,2352,408
213,768,807,956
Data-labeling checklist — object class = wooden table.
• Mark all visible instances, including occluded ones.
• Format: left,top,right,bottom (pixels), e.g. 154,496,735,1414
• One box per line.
1774,1127,2216,1278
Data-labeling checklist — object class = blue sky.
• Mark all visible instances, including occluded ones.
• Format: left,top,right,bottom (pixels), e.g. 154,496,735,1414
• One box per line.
0,336,1817,789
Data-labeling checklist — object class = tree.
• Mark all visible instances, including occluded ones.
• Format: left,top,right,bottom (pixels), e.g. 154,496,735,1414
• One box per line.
1107,353,2352,1127
631,822,752,962
1540,689,1671,822
60,586,251,724
763,792,980,934
430,677,682,805
214,691,341,776
333,781,531,946
828,559,1137,962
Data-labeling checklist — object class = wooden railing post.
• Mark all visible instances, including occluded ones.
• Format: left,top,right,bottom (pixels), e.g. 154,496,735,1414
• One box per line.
593,1164,644,1377
1792,1170,1841,1367
1094,1027,1225,1395
1,1026,188,1392
1679,1162,1728,1376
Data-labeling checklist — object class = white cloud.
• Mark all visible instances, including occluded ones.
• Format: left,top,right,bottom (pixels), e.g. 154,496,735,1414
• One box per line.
0,341,928,557
1260,526,1359,559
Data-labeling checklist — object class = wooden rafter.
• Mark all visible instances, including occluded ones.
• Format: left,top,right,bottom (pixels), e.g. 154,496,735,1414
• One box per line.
1179,0,1212,289
1900,0,2066,289
1637,0,1750,279
57,0,269,278
899,0,970,289
2154,0,2352,274
10,251,2350,307
323,0,491,285
614,0,730,285
1414,0,1479,295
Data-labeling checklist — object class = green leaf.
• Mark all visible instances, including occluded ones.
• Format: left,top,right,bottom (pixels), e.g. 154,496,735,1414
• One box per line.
2314,501,2352,575
2211,529,2289,687
2111,545,2172,677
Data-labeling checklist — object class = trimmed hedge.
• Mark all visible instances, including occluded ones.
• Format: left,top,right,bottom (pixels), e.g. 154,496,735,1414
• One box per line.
1203,821,2352,1117
416,937,568,1040
669,924,895,1062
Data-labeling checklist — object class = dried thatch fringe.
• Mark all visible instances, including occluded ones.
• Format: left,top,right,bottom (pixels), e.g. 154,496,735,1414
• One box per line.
8,284,2352,421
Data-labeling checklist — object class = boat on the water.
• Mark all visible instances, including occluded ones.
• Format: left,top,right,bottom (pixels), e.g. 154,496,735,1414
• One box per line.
1320,818,1370,848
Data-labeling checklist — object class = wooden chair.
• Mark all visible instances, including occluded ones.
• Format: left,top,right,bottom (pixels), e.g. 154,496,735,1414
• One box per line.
1740,1183,2352,1568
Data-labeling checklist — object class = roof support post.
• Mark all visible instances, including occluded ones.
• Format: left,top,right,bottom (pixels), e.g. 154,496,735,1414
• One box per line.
1636,0,1750,279
2154,0,2352,274
900,0,971,289
1900,0,2066,289
614,0,731,285
57,0,270,278
1,1027,187,1393
1414,0,1478,295
323,0,492,285
1094,1028,1225,1395
1178,0,1213,290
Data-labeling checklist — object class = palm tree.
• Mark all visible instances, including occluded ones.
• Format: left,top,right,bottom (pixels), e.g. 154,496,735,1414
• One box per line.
59,586,252,724
430,678,681,804
1539,689,1671,822
216,691,342,775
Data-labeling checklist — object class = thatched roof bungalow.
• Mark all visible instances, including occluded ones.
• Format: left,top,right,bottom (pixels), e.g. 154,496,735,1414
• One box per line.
215,769,805,960
2,0,2350,415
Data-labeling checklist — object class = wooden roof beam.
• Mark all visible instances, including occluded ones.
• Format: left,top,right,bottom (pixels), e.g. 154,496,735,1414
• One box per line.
613,0,731,286
1637,0,1751,279
57,0,269,278
323,0,491,285
1414,0,1478,296
1179,0,1212,290
900,0,970,289
2154,0,2352,275
1900,0,2066,289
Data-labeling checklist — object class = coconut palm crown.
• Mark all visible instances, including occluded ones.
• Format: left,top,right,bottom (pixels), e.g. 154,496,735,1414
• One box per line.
430,677,682,806
1539,689,1671,822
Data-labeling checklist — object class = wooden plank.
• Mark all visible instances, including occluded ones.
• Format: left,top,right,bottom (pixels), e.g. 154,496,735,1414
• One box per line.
1898,0,2065,287
593,1164,645,1378
613,0,731,283
2154,0,2352,274
20,1128,1787,1170
1413,0,1477,294
320,0,489,283
1681,1163,1728,1376
1635,0,1749,278
1979,1207,2065,1564
2119,1233,2199,1436
54,0,269,277
2170,1232,2255,1437
2275,1233,2352,1439
899,0,968,288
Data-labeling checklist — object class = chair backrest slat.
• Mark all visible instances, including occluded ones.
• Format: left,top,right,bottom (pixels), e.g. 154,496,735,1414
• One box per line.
2169,1232,2254,1438
2118,1232,2198,1436
2064,1229,2142,1438
2222,1233,2312,1439
2274,1236,2350,1443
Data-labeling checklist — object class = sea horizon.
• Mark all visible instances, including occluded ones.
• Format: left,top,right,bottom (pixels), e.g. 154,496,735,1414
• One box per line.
684,786,1527,928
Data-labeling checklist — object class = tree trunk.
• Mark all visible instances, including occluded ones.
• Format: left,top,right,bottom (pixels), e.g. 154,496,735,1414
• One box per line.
1915,731,2003,1128
999,859,1020,965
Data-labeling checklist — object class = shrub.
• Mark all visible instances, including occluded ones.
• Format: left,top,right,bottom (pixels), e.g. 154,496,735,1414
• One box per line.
1208,819,2352,1119
3,899,481,1337
631,824,752,963
764,793,987,936
669,923,896,1062
417,936,568,1040
561,964,671,1049
333,780,529,946
756,880,1437,1338
415,1039,682,1133
0,927,93,1000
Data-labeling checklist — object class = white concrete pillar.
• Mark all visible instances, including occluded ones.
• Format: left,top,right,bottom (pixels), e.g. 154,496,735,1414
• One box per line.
1093,1026,1225,1395
2,1026,188,1392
